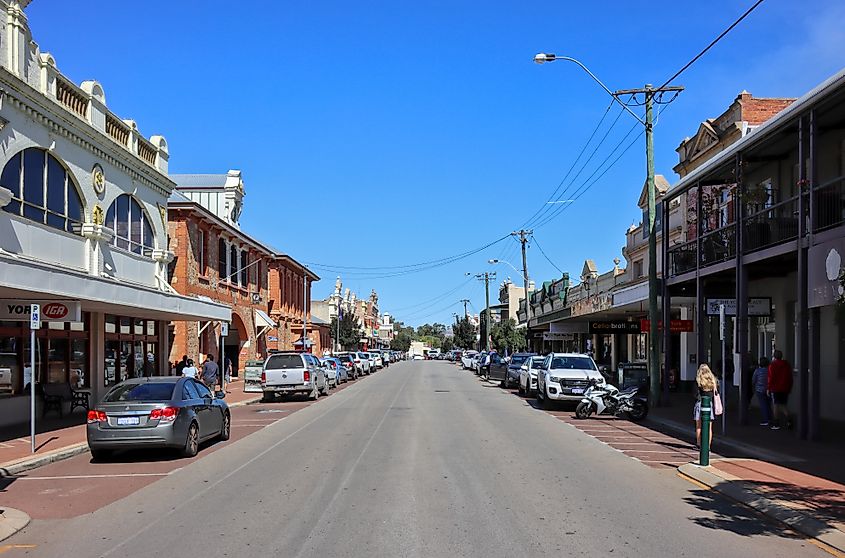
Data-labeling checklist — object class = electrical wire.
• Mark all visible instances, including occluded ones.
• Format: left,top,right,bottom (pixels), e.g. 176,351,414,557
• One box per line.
386,276,475,312
531,235,564,276
657,0,765,90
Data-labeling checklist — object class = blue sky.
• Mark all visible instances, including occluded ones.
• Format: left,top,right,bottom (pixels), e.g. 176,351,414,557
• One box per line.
28,1,845,326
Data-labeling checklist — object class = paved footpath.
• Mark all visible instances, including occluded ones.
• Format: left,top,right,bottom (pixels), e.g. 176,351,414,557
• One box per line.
1,361,829,557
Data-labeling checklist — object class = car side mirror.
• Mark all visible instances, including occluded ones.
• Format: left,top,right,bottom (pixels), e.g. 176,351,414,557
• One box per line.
215,390,226,399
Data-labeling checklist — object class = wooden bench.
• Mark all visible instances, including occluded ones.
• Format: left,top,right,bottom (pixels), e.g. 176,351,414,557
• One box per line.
42,383,90,417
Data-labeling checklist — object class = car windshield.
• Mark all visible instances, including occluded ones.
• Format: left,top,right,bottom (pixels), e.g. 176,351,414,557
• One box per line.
530,357,545,369
265,354,305,369
103,382,175,402
511,355,529,366
550,356,597,371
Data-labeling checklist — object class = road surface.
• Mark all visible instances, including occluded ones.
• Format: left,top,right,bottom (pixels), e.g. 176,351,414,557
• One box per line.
3,361,826,557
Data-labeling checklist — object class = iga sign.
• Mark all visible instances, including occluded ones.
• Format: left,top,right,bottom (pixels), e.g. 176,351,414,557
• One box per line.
0,300,81,322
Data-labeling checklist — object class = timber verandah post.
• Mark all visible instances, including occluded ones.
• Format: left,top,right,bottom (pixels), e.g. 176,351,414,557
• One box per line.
808,108,821,441
736,152,749,426
696,182,707,366
661,192,671,405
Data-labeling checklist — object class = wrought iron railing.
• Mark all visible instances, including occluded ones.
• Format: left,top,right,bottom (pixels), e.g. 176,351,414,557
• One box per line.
814,177,845,232
699,224,736,267
668,240,697,276
744,196,799,252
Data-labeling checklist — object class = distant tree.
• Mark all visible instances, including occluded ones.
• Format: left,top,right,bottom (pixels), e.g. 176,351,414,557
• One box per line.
453,317,477,350
391,330,412,352
330,312,362,350
441,337,455,352
491,318,527,355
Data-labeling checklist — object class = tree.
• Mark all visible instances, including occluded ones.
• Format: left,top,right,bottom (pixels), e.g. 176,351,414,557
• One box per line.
452,317,477,350
391,330,412,352
491,318,527,355
441,337,454,352
330,312,363,351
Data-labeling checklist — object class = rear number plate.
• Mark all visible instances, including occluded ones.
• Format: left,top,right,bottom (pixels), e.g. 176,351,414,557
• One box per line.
117,417,140,426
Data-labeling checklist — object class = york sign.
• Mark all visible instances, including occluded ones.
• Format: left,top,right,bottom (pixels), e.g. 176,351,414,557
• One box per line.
0,300,81,322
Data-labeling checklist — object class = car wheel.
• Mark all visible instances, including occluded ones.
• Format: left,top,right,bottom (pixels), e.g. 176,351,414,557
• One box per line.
182,422,199,458
219,412,231,441
90,449,111,462
261,392,275,403
518,380,525,395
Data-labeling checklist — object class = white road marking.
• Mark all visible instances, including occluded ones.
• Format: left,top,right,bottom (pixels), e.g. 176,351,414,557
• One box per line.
13,472,175,480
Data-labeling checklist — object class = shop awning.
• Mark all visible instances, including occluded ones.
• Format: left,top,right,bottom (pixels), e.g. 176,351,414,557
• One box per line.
254,309,275,337
0,254,230,322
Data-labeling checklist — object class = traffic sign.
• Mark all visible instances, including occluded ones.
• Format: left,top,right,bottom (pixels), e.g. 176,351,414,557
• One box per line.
30,304,40,330
221,322,229,337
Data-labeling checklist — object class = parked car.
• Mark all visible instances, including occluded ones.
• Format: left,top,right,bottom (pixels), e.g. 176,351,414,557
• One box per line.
86,377,230,461
485,352,509,384
536,353,605,408
475,351,492,376
503,353,536,388
461,351,478,370
356,352,373,374
412,353,424,360
322,357,348,385
335,353,359,379
321,358,339,388
518,356,546,396
261,352,327,401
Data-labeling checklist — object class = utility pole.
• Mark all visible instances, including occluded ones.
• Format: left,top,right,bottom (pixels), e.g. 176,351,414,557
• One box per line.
459,299,470,319
616,84,684,405
302,269,308,353
475,272,496,351
512,230,533,352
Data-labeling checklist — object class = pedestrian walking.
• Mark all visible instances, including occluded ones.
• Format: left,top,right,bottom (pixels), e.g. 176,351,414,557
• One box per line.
223,355,233,384
768,349,793,430
693,364,718,450
182,359,198,379
752,356,772,426
202,354,219,389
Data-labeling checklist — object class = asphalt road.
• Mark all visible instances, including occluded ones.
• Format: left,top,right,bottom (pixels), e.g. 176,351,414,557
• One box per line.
4,361,827,557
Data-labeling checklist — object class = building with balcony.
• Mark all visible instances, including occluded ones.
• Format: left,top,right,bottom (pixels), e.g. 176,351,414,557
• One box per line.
663,69,845,437
0,1,228,426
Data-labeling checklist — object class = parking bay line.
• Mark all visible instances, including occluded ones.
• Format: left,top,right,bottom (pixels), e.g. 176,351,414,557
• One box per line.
11,471,179,480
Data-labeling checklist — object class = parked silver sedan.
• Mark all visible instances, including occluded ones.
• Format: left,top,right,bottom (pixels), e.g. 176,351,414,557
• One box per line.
86,377,230,461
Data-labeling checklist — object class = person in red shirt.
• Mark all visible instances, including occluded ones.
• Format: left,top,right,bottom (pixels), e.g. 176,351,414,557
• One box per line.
767,349,793,430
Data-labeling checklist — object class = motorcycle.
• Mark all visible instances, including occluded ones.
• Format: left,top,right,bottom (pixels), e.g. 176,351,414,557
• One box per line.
575,379,649,422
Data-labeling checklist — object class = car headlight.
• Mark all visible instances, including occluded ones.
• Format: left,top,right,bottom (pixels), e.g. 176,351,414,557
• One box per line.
550,376,561,383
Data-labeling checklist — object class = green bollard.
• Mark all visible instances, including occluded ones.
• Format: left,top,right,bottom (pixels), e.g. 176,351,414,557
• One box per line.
699,395,711,466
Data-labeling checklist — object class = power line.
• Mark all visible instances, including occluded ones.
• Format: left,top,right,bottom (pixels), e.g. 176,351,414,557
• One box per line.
387,277,474,312
519,99,616,229
531,235,564,276
657,0,765,90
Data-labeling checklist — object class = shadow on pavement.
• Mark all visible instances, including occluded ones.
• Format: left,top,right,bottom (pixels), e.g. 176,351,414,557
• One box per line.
683,487,809,539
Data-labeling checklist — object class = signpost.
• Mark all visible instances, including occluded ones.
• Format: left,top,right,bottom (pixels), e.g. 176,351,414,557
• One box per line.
220,322,229,392
719,304,727,435
30,304,40,453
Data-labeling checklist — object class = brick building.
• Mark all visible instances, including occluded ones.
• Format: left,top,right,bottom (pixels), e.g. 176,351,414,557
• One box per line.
267,255,320,353
167,177,277,375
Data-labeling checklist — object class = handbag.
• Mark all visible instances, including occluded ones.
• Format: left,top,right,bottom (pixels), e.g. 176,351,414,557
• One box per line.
713,388,724,416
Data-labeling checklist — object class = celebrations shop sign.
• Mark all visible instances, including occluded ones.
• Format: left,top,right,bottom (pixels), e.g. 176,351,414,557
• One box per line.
0,300,81,322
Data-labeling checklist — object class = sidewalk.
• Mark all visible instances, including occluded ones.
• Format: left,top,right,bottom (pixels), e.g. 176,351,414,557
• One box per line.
0,379,261,477
648,391,845,553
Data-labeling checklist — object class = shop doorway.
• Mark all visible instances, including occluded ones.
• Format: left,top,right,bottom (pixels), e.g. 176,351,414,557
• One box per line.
222,314,245,379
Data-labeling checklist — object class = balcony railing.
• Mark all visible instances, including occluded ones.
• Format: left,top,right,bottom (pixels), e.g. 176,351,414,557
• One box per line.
667,240,695,276
700,224,736,267
56,77,88,119
744,196,799,252
814,176,845,232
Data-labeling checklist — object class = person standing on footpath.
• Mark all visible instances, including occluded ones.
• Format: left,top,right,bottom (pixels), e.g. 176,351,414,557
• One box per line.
175,355,188,377
752,356,772,426
693,364,718,450
181,359,198,379
202,354,219,390
768,349,793,430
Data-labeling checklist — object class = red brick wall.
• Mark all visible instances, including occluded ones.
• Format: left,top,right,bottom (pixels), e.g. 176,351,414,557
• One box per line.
741,96,795,127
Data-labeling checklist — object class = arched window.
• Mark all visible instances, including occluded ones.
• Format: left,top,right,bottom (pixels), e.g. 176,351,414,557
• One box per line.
1,148,84,233
105,194,154,255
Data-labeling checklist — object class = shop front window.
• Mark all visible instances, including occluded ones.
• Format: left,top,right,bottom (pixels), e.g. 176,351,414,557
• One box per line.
104,315,161,387
634,333,648,361
47,337,69,384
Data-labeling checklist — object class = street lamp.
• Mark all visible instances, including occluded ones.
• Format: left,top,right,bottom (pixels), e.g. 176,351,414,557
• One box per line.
488,258,522,275
534,52,683,405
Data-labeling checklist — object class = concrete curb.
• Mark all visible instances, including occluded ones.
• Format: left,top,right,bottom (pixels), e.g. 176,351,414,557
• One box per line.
0,507,31,542
678,463,845,554
0,394,263,478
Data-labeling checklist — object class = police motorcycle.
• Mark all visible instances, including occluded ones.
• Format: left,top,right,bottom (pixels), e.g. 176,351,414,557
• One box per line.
575,378,649,422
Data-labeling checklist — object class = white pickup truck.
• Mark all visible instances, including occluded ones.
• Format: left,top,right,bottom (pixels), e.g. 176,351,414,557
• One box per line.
262,352,327,401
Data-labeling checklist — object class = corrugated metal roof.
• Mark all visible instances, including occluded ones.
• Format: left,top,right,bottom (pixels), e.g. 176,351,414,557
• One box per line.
171,174,228,188
167,190,192,203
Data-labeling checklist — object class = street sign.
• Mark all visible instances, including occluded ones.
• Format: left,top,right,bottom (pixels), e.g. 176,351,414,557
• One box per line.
221,322,229,337
30,304,40,330
719,305,726,341
705,297,771,316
